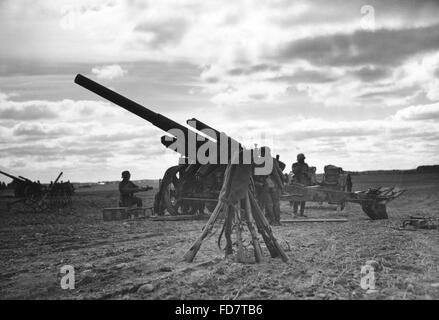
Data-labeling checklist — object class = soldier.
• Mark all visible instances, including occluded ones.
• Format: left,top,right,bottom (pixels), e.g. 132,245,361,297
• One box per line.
308,166,318,186
284,173,290,185
254,174,275,225
119,170,146,207
346,173,353,192
275,154,286,172
291,153,310,216
261,147,283,225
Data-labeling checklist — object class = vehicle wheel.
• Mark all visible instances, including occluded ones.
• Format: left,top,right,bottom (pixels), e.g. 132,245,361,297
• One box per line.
361,202,388,220
157,166,184,216
162,179,181,216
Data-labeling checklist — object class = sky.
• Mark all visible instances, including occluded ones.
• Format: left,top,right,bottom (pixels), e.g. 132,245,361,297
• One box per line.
1,0,439,182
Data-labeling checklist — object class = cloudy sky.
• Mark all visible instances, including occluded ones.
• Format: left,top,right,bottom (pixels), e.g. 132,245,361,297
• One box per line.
1,0,439,182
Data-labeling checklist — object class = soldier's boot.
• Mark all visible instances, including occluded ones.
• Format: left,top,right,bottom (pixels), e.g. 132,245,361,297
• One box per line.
265,207,275,225
299,202,307,217
292,202,299,215
273,206,281,225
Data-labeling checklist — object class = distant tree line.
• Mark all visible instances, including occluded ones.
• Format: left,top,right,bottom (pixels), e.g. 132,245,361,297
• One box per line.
416,165,439,173
342,165,439,175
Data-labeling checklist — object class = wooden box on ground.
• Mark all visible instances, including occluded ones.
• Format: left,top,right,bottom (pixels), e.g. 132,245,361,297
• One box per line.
150,214,210,221
102,207,153,221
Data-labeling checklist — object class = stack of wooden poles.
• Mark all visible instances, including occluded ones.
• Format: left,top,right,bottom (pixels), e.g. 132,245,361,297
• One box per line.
182,164,288,264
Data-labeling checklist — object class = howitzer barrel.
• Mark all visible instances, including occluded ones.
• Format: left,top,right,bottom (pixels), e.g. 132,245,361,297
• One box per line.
74,75,270,167
187,118,242,147
74,74,219,163
74,74,189,136
0,170,25,182
187,118,220,140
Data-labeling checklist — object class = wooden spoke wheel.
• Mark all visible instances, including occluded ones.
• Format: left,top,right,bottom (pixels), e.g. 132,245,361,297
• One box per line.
159,166,200,216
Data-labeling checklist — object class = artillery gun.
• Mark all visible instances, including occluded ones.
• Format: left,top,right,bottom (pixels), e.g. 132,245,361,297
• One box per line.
0,170,42,199
0,170,74,212
284,164,405,219
74,74,255,217
74,74,405,220
282,184,404,219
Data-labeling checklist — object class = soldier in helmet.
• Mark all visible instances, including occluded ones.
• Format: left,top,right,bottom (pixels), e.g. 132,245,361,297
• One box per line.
275,154,286,172
256,147,283,225
291,153,310,216
119,170,146,207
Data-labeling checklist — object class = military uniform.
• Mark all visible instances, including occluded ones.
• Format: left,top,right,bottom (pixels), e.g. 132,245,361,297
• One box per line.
276,155,286,172
255,172,282,225
346,174,353,192
119,180,143,207
254,175,272,223
291,156,310,215
265,176,279,224
254,174,280,225
254,148,284,225
271,158,285,224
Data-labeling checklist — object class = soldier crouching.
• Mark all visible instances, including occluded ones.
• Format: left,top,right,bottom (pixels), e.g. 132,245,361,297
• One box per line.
119,170,145,207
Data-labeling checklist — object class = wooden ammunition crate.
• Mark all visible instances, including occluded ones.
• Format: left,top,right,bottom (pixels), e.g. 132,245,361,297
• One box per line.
102,207,153,221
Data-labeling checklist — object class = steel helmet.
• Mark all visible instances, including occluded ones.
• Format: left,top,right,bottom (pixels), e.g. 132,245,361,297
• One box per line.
121,170,130,178
297,153,305,161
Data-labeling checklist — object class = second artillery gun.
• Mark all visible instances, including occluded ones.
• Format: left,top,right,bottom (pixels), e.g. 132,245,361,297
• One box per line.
0,170,74,212
74,74,405,220
0,170,42,199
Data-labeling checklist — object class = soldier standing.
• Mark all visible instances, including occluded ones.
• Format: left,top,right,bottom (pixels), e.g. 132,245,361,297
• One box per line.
261,147,283,225
119,170,146,207
346,173,353,192
308,167,318,185
275,154,286,172
291,153,310,216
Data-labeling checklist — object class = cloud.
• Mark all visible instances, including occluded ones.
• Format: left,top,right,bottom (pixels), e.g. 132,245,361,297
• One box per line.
0,103,58,120
227,64,280,76
269,68,337,84
1,0,439,180
12,123,69,138
134,18,188,48
277,23,439,67
281,123,381,140
91,64,127,80
0,94,115,122
350,66,391,81
2,0,439,111
394,102,439,121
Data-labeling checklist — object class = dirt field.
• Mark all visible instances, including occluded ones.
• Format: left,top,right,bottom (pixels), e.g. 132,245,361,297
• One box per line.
1,172,438,300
